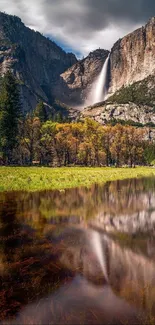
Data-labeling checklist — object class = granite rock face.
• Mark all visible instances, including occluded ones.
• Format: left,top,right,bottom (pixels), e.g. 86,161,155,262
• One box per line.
82,101,155,125
55,49,109,106
0,12,77,112
109,17,155,95
59,16,155,107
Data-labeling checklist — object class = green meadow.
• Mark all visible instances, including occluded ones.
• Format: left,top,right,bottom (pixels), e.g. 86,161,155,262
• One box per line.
0,166,155,192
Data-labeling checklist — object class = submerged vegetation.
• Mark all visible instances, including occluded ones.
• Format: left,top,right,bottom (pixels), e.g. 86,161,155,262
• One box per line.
0,166,155,192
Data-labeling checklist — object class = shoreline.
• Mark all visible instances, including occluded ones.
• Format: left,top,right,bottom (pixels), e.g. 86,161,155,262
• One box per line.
0,166,155,192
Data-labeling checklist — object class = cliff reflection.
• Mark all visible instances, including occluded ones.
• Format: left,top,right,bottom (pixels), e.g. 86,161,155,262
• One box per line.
1,177,155,225
1,177,155,323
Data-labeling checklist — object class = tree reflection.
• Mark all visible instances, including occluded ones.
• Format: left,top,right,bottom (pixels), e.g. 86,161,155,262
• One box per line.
1,177,155,322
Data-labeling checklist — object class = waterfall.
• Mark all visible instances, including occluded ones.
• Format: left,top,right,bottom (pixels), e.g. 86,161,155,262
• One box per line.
93,53,110,103
86,53,110,106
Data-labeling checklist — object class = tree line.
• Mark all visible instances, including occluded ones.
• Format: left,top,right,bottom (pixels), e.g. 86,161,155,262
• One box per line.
0,71,155,167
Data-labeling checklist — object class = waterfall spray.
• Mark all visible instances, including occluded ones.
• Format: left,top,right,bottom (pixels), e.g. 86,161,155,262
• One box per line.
93,53,110,103
86,53,110,106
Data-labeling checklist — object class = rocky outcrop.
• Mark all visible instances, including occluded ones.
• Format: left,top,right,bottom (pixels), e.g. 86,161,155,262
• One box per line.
109,17,155,95
0,12,77,112
81,101,155,125
55,49,109,106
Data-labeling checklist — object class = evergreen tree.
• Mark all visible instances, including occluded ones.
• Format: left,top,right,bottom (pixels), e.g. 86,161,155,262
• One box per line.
34,101,48,123
0,71,21,164
55,112,63,123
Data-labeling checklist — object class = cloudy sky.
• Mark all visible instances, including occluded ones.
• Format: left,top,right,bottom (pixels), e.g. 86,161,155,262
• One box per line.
0,0,155,57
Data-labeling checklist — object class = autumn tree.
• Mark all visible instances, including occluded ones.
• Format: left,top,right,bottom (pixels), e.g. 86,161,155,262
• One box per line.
109,124,125,167
79,118,104,166
71,122,84,164
101,125,112,166
55,123,75,166
20,113,41,165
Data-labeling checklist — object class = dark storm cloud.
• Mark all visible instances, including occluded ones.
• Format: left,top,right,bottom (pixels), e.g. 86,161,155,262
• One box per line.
84,0,155,27
42,0,155,32
0,0,155,55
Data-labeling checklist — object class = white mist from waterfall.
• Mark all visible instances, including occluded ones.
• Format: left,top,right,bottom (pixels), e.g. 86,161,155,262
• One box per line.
86,53,110,106
91,231,108,282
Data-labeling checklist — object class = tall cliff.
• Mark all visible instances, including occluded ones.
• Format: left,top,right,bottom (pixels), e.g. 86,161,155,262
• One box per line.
82,17,155,125
54,49,109,106
109,17,155,95
56,16,155,108
0,12,77,112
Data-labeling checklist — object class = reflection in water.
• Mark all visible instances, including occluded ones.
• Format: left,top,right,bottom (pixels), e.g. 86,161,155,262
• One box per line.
2,277,145,325
1,177,155,323
91,230,109,282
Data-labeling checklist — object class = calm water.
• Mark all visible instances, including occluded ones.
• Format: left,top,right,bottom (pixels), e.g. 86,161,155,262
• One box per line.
1,177,155,324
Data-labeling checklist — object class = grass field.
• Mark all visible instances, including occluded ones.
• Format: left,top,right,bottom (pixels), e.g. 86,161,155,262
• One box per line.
0,166,155,192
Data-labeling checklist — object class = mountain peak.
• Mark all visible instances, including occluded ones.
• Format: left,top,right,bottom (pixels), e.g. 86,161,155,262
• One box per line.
0,11,77,112
87,49,109,59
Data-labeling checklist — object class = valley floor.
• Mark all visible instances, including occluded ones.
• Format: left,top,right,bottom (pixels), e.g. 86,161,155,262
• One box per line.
0,167,155,192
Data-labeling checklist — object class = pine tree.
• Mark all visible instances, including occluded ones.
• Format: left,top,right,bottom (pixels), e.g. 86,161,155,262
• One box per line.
34,101,48,123
0,71,21,164
55,112,63,123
